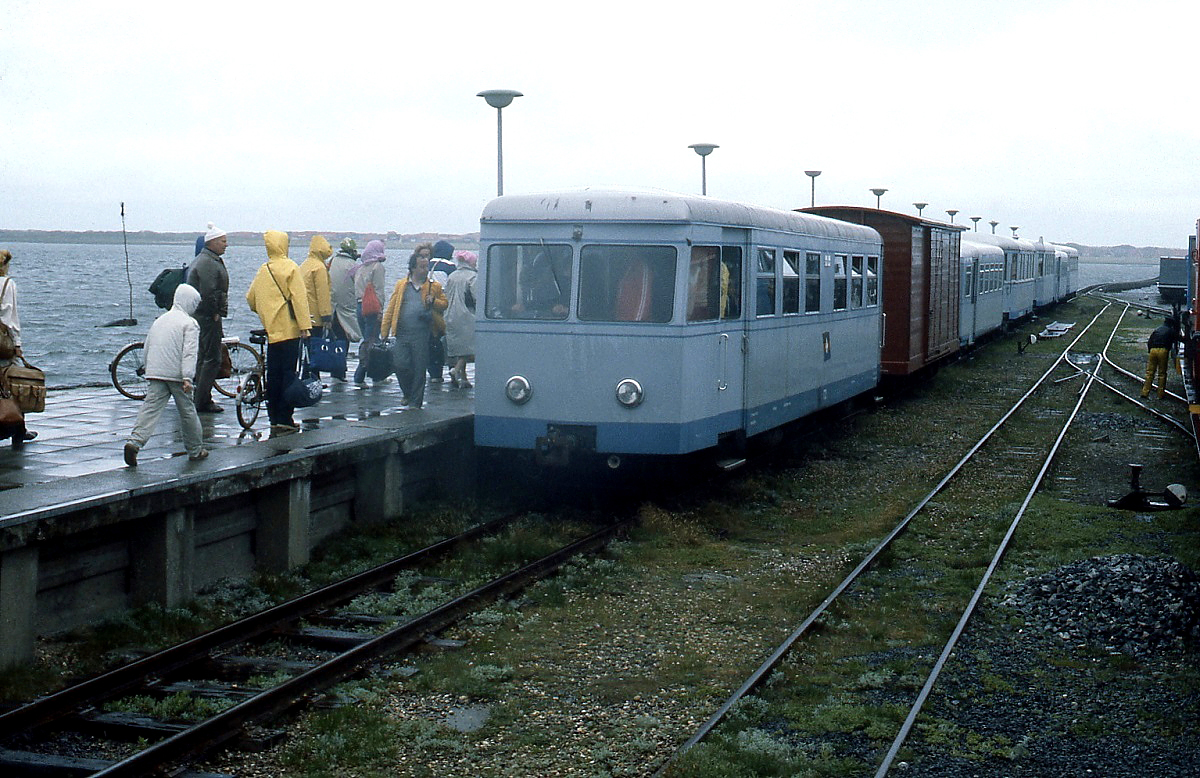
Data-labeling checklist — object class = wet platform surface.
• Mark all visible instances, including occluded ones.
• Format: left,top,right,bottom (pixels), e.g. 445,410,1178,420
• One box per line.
0,363,475,497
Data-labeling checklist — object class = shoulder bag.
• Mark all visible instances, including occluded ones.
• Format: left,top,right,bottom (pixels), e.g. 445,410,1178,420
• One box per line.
308,330,349,374
361,281,382,317
1,356,44,413
284,353,323,408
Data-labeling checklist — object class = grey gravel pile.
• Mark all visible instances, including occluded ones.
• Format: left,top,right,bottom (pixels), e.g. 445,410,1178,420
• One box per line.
1002,553,1200,656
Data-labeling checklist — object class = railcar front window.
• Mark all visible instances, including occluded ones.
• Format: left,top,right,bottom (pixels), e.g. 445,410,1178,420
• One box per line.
833,255,847,311
578,245,676,323
756,248,776,316
688,246,742,322
485,243,573,320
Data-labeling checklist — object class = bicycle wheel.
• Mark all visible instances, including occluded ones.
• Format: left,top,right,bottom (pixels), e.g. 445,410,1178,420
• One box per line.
215,342,263,398
110,342,148,400
236,372,264,429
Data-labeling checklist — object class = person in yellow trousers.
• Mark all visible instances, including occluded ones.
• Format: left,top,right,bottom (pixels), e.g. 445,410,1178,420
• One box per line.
246,231,311,432
1141,317,1180,400
298,236,334,380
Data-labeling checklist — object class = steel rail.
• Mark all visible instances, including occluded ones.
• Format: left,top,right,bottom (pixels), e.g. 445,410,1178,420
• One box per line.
0,513,520,735
655,304,1114,774
873,302,1124,776
89,517,634,778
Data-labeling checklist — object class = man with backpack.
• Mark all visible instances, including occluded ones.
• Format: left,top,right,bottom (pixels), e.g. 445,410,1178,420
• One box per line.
187,222,230,413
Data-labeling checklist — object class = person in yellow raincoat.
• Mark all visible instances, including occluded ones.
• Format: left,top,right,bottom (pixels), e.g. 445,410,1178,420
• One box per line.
246,231,312,432
299,235,335,380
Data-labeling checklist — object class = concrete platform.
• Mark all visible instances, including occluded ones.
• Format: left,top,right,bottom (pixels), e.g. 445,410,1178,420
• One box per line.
0,363,478,666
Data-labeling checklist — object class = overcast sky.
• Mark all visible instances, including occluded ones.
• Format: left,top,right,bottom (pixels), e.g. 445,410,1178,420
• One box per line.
2,0,1197,247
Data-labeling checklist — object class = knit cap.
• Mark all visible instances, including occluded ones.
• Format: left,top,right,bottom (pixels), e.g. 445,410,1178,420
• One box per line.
338,238,360,259
205,222,226,242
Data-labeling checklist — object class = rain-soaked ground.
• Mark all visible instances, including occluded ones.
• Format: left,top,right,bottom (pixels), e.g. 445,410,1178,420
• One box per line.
0,361,474,493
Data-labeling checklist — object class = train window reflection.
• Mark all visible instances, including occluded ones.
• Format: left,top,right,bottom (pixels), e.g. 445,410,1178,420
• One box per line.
578,245,676,323
833,255,848,311
756,248,776,316
850,255,864,309
485,243,573,319
866,255,879,306
687,246,741,322
781,251,800,314
805,253,821,313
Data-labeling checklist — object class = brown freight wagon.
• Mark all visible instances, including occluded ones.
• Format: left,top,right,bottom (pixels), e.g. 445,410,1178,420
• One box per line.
802,206,964,376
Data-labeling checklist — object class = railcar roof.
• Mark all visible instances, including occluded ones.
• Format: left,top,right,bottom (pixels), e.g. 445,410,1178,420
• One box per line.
960,232,1037,251
480,188,881,243
960,239,1005,259
800,205,967,232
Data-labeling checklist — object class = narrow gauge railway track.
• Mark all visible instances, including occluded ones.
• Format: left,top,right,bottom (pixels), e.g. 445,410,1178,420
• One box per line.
659,302,1190,776
0,513,634,777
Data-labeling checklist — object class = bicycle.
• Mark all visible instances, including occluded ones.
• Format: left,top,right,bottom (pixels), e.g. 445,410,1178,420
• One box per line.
235,329,269,429
109,336,263,401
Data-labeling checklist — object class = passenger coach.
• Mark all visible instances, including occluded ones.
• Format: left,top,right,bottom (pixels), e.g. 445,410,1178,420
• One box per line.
474,189,883,467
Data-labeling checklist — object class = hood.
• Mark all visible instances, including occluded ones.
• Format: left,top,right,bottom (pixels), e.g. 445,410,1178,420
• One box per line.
433,239,455,259
264,230,290,262
362,239,386,263
307,235,333,263
173,282,202,315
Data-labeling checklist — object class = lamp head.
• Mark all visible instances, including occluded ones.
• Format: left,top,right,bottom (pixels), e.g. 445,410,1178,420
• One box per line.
477,89,523,109
689,143,719,157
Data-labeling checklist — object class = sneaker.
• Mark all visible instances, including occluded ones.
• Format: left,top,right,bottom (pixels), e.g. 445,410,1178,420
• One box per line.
188,448,209,461
124,442,139,467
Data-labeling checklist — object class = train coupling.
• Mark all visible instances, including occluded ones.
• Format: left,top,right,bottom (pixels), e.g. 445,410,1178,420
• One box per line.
1106,463,1187,511
534,424,596,468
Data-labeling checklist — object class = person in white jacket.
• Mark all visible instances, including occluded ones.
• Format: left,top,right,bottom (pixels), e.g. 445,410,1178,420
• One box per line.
124,283,208,466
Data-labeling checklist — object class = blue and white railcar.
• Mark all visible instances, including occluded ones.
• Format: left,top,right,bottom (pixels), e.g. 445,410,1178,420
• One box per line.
959,238,1006,345
1032,237,1058,307
474,189,883,466
965,232,1037,321
1048,243,1079,301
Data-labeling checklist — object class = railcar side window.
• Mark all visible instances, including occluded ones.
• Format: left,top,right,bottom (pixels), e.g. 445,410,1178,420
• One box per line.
805,252,821,313
782,250,800,314
756,248,776,316
688,246,742,321
850,255,864,309
833,255,848,311
577,245,676,323
866,255,879,306
485,243,573,320
720,247,742,320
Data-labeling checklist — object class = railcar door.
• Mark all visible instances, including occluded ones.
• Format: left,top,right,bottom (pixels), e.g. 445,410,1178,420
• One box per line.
683,241,746,452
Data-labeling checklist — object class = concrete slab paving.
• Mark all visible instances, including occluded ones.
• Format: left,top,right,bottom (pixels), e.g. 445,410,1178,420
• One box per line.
0,361,475,500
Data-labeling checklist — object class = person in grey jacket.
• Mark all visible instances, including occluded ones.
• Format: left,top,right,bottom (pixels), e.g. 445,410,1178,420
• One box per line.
124,284,207,466
187,222,230,413
328,238,363,343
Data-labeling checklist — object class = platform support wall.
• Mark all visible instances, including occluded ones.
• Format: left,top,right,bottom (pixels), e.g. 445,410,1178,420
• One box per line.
131,509,195,609
0,546,38,668
255,479,311,572
354,452,404,524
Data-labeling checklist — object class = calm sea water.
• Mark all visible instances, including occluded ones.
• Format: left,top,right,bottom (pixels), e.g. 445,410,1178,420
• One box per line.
6,241,395,389
0,242,1160,389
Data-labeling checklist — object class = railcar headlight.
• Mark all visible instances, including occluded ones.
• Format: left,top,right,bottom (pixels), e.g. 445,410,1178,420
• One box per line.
615,378,644,408
505,375,532,405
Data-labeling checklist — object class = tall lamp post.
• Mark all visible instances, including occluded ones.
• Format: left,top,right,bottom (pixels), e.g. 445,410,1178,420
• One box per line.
946,209,958,224
1010,226,1020,238
871,188,888,209
989,220,999,234
689,144,719,195
914,202,928,217
477,89,523,196
805,170,821,207
970,216,981,231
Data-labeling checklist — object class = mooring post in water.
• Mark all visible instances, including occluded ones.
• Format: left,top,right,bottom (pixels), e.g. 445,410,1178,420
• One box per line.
102,201,139,327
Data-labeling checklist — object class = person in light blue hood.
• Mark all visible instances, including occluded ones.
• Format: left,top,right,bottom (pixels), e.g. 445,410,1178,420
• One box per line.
124,283,208,466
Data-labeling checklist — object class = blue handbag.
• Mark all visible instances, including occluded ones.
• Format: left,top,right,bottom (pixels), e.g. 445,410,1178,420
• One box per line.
308,332,348,373
285,354,323,408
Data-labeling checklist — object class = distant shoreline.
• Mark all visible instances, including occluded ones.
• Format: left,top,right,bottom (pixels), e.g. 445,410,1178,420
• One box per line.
0,229,481,249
